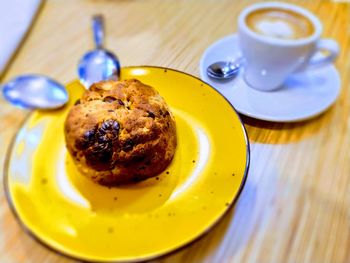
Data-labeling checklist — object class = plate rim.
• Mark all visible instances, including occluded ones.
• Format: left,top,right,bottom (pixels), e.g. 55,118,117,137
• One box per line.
199,34,341,123
3,65,250,263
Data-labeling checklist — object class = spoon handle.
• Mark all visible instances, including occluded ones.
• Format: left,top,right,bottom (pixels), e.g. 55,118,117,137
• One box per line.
92,15,104,49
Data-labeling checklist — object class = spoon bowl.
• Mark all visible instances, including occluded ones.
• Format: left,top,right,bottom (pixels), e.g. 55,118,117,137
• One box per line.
78,49,120,89
2,75,68,109
207,59,243,80
78,15,120,89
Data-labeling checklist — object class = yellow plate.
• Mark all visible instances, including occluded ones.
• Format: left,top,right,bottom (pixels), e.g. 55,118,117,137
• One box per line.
4,66,249,262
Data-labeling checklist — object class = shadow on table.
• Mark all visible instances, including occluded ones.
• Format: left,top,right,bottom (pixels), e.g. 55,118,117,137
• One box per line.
240,105,336,144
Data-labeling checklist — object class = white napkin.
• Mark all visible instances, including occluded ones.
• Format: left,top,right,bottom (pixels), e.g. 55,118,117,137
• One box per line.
0,0,42,75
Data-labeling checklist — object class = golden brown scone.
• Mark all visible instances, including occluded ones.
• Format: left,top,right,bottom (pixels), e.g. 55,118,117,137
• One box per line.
64,79,177,185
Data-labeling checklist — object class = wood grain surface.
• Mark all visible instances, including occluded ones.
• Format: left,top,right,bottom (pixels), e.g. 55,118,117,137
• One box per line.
1,0,350,262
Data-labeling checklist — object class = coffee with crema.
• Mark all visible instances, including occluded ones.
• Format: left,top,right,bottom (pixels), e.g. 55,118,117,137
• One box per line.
246,8,314,40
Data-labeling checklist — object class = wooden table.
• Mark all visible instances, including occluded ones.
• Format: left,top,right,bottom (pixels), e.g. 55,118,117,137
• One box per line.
1,0,349,262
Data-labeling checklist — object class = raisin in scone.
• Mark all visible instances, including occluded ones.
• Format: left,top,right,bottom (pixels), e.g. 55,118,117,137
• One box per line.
64,79,176,185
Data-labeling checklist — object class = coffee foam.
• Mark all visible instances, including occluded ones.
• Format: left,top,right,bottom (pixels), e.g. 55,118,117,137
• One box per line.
255,20,295,39
246,8,314,40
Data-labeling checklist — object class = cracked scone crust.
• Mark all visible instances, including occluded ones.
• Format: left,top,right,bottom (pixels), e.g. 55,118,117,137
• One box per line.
64,79,177,185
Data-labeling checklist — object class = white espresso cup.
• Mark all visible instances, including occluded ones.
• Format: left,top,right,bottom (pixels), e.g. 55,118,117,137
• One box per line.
238,2,339,91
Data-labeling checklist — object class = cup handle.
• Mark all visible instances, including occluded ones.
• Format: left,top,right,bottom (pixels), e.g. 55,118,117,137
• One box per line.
307,39,339,68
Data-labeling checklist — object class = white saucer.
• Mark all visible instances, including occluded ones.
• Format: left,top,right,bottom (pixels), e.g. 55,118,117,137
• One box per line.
199,34,341,122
